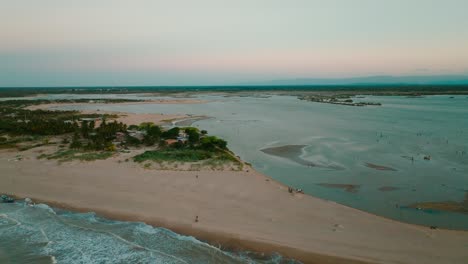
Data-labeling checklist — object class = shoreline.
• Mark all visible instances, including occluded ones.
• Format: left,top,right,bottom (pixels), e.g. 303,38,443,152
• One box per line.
24,100,210,127
24,98,208,111
2,146,468,264
6,195,370,264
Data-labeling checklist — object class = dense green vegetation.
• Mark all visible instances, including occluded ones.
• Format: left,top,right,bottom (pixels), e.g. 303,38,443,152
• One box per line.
133,127,234,165
0,99,127,151
0,99,123,136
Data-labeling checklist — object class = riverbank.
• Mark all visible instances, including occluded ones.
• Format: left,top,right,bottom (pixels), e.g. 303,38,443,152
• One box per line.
24,98,207,111
1,144,468,264
24,99,210,127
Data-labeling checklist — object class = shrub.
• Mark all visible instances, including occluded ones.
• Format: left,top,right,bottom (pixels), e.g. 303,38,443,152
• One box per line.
133,149,213,163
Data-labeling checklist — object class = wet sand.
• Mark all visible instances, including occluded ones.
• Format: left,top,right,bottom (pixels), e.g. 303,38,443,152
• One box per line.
318,183,361,193
365,163,397,171
260,145,343,170
408,192,468,215
172,116,213,127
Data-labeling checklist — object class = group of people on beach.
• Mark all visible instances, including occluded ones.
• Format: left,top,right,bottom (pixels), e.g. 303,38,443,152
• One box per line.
288,187,304,194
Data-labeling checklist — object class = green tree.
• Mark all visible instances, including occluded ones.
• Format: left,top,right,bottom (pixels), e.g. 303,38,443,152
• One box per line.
143,134,157,146
200,136,227,150
126,135,141,146
128,125,139,130
162,127,180,139
81,121,89,138
186,129,200,145
147,125,162,138
70,131,82,149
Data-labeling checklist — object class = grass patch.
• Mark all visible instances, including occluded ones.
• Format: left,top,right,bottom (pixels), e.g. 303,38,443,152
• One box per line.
134,149,214,163
17,142,56,151
0,136,39,149
38,149,114,162
133,148,242,170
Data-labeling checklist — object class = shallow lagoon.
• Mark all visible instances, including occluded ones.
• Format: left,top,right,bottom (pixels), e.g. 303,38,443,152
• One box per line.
50,94,468,229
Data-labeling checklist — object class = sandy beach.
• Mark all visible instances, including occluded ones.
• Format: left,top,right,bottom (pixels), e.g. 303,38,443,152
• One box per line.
1,144,468,264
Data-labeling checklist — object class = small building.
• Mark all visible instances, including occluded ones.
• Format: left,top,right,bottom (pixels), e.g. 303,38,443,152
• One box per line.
80,117,101,122
165,139,179,145
127,130,146,141
115,132,126,142
176,136,188,143
176,131,188,143
17,119,30,123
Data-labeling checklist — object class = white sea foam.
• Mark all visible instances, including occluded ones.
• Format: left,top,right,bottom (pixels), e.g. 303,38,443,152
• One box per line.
33,203,56,214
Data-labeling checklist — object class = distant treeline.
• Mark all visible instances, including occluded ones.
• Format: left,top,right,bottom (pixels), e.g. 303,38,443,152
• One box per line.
1,85,468,97
0,99,123,136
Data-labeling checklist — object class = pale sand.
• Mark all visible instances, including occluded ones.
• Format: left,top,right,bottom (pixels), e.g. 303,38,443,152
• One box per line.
105,111,189,126
25,100,210,126
1,147,468,264
25,98,207,111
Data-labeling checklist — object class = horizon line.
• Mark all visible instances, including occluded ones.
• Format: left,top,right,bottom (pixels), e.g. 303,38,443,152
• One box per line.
2,84,468,89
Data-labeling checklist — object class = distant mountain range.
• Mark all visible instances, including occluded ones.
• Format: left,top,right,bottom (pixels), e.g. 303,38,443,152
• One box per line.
250,75,468,86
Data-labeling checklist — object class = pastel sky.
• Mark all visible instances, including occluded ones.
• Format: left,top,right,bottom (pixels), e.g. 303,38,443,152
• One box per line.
1,0,468,86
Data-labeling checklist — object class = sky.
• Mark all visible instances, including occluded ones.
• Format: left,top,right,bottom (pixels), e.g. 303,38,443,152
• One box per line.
1,0,468,87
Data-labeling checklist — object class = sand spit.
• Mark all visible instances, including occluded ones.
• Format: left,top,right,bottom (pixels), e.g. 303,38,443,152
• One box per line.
408,192,468,215
317,183,361,193
25,98,207,111
260,145,343,170
365,163,397,171
2,147,468,264
109,111,189,126
171,116,213,127
24,100,211,126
